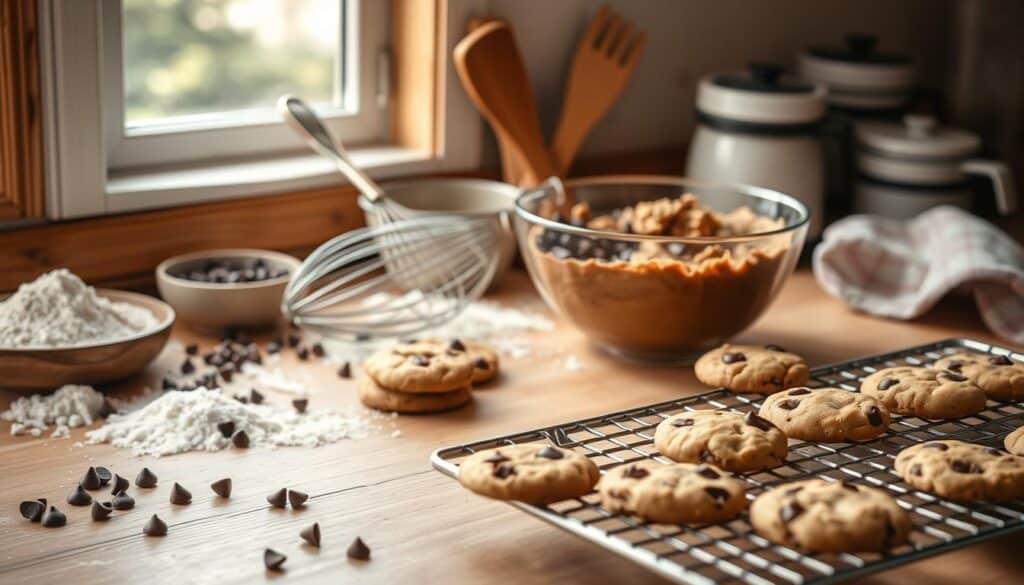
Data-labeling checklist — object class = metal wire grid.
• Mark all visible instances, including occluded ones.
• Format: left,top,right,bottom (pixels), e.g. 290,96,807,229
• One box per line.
431,338,1024,585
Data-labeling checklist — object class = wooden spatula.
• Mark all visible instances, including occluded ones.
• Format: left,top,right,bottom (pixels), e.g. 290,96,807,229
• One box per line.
550,6,646,174
454,21,558,187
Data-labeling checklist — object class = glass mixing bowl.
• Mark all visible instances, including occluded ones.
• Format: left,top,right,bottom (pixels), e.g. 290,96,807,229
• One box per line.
514,175,809,364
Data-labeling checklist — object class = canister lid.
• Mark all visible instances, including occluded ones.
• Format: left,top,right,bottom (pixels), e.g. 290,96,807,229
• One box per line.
856,115,979,159
807,34,910,65
697,63,826,125
799,34,914,92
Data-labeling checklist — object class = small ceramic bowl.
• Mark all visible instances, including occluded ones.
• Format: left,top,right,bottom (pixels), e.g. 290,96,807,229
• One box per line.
156,249,301,334
0,290,175,390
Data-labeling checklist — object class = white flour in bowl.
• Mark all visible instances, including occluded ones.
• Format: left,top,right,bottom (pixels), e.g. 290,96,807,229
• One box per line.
0,269,158,348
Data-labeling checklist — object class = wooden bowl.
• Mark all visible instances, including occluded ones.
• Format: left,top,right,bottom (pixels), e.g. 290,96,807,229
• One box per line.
0,290,175,390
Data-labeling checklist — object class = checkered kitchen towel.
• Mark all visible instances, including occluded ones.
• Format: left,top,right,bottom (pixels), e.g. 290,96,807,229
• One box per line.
813,206,1024,344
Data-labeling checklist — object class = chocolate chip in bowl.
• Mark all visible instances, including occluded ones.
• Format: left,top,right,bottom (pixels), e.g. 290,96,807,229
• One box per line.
514,175,809,364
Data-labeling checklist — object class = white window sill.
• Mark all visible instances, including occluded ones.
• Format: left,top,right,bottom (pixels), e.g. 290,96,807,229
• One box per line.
104,145,442,214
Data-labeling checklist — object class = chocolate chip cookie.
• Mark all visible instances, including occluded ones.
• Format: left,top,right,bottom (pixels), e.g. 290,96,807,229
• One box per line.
364,339,476,393
934,352,1024,401
860,366,987,419
759,387,890,442
464,340,499,384
654,410,787,472
1005,426,1024,456
596,460,747,524
695,344,809,394
894,439,1024,501
458,444,599,505
357,375,471,414
750,479,911,553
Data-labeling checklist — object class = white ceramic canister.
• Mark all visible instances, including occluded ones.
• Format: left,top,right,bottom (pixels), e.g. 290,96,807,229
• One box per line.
854,115,1017,218
685,64,827,237
798,34,914,112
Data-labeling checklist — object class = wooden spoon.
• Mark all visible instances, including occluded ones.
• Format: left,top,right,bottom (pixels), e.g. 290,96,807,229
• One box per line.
550,5,646,174
454,21,558,187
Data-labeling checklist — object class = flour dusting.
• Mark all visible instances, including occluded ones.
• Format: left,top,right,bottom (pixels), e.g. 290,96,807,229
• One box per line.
2,384,107,438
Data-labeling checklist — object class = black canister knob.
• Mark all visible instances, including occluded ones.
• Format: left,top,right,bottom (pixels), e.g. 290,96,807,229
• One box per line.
845,34,878,57
748,62,784,87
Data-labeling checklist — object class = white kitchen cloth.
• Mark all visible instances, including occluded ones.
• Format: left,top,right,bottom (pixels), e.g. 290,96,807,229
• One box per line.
812,206,1024,344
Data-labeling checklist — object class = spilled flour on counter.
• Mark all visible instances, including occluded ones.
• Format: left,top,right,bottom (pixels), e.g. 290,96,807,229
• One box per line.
2,384,107,438
0,269,158,348
85,388,379,457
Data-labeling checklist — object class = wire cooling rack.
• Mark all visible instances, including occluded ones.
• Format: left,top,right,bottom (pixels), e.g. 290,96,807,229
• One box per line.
431,338,1024,585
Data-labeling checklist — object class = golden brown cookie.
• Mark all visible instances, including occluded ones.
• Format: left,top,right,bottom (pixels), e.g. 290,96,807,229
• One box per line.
364,339,475,393
894,439,1024,501
759,387,890,442
694,344,809,394
356,375,470,414
597,460,747,524
653,410,787,472
1006,426,1024,456
458,444,599,505
934,352,1024,401
860,366,987,419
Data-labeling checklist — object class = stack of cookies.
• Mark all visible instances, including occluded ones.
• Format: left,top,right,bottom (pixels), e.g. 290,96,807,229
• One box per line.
358,338,498,414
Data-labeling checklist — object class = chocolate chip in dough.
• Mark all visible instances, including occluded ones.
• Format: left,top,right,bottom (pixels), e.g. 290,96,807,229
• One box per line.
217,421,236,438
945,360,964,372
877,377,898,391
67,484,92,506
493,465,516,479
411,355,429,367
777,399,801,410
112,492,135,510
41,506,67,528
950,460,982,474
922,442,949,451
346,537,371,561
81,466,102,490
839,481,859,492
264,548,287,571
170,482,192,505
267,488,288,508
622,465,649,479
473,357,490,370
249,389,264,405
111,474,130,494
484,453,509,464
721,352,746,364
211,478,232,498
292,398,308,414
704,486,730,505
232,430,251,449
536,446,564,460
788,388,811,395
672,417,695,427
143,514,168,537
95,466,112,486
694,464,721,480
288,490,309,509
939,371,967,382
91,501,113,521
300,522,321,547
990,355,1013,366
338,362,352,379
780,501,804,523
866,406,884,426
449,339,466,352
765,344,787,352
135,467,158,488
984,447,1003,457
910,463,922,477
19,499,46,522
743,411,775,431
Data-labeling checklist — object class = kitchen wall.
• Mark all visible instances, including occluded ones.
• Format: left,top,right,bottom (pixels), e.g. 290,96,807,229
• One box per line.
482,0,956,169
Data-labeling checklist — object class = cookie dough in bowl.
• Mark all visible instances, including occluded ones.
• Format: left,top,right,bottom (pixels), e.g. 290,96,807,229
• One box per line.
514,176,809,364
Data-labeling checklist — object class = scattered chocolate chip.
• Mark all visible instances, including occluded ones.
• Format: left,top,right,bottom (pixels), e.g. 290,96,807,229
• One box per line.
721,352,746,364
694,464,721,480
185,343,199,355
910,463,922,476
788,388,811,395
923,442,949,451
111,474,130,494
622,465,649,479
19,499,46,522
264,548,287,571
267,488,288,508
143,514,167,536
780,501,804,523
234,394,249,404
672,417,695,427
217,421,236,438
266,341,282,354
296,346,310,361
211,478,232,498
112,492,135,510
347,537,371,560
990,354,1013,365
311,342,325,357
287,333,301,347
950,460,982,474
743,411,775,431
292,398,308,414
300,522,321,547
135,467,158,488
473,357,490,370
338,362,352,378
232,430,251,448
878,377,898,390
249,389,264,405
162,377,178,390
288,490,309,509
41,506,67,528
181,359,195,374
704,486,730,504
536,446,564,460
67,484,92,506
866,406,884,426
411,355,429,367
219,363,235,382
95,466,112,486
493,465,516,479
484,453,509,464
777,399,801,410
91,501,113,521
170,482,192,505
939,371,967,382
765,344,786,352
449,339,466,352
82,466,102,490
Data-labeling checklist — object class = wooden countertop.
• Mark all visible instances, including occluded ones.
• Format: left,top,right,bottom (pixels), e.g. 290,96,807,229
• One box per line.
1,268,1021,585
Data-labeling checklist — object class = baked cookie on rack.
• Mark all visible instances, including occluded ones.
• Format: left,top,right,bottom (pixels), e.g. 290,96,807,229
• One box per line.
933,352,1024,402
653,410,787,472
860,366,987,419
596,460,747,524
356,376,471,414
694,344,809,394
750,479,911,553
758,387,890,442
458,444,599,505
1006,426,1024,456
364,339,476,393
894,439,1024,502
